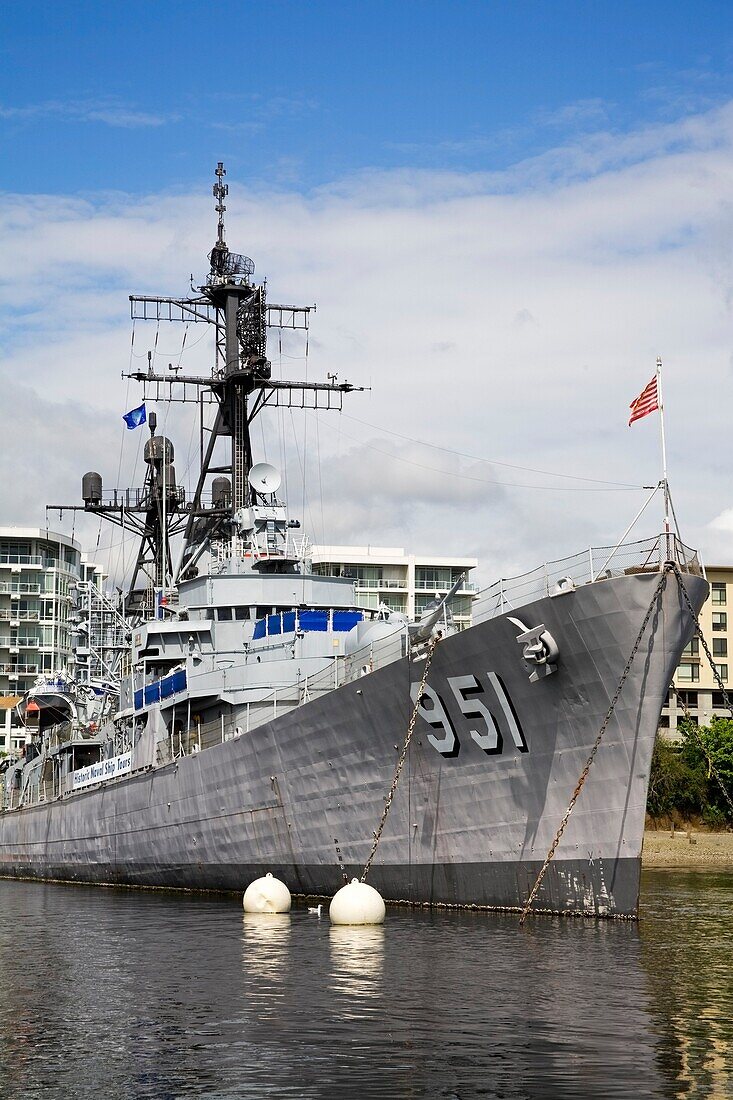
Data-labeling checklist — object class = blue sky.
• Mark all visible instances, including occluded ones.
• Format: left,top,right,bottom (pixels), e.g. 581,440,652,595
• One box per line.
3,2,733,578
3,1,733,194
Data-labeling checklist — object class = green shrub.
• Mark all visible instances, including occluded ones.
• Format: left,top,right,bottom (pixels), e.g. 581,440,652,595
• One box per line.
647,717,733,826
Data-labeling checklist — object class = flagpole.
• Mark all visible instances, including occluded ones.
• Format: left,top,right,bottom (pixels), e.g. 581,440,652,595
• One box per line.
656,356,671,560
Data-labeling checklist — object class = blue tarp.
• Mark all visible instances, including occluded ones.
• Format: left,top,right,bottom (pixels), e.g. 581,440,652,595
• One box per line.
282,611,296,633
251,608,364,640
135,668,187,711
298,610,328,631
333,611,363,631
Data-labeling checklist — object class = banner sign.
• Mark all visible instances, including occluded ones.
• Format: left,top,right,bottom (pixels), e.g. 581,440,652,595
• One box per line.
72,751,132,791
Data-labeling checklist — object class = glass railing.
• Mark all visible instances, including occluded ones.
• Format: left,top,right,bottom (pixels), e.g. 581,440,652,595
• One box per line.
414,580,478,591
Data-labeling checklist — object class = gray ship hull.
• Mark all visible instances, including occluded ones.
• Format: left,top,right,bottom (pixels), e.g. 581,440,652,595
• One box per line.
0,570,707,917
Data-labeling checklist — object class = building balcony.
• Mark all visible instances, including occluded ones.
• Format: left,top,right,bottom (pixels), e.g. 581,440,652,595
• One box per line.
0,663,39,676
0,610,51,622
354,579,408,591
414,580,478,592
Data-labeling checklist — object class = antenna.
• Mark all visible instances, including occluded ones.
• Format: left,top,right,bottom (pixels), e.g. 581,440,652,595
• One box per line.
208,161,254,281
248,463,282,497
213,161,228,249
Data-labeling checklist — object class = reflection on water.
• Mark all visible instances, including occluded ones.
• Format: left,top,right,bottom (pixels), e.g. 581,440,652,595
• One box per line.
241,913,291,1018
329,925,385,1007
0,870,729,1098
640,869,733,1100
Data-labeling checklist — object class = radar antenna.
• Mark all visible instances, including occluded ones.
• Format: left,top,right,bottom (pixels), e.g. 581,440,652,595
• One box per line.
208,161,255,281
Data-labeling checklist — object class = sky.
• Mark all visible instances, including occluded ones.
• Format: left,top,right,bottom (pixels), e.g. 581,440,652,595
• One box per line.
2,1,733,587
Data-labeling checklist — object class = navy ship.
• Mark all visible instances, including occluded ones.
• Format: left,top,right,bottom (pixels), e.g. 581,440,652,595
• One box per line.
0,166,707,916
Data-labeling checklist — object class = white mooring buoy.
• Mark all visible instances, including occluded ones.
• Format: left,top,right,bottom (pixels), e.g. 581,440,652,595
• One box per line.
242,872,292,914
329,878,386,926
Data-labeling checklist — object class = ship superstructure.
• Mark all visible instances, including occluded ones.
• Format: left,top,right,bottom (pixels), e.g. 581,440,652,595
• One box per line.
0,166,708,917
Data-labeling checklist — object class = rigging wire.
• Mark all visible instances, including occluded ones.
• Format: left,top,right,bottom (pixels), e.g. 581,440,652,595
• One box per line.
259,411,268,464
335,410,644,489
128,324,210,358
315,411,325,546
275,330,291,513
300,330,309,527
288,408,319,539
309,412,648,493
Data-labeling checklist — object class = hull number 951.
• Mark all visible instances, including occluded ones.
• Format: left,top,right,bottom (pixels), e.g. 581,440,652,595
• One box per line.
409,672,527,758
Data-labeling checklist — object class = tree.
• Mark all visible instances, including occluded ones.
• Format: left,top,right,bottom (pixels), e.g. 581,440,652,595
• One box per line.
647,718,733,827
681,717,733,826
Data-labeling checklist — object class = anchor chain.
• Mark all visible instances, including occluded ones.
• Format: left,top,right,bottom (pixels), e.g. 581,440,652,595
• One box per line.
519,564,673,925
670,565,733,820
361,634,441,883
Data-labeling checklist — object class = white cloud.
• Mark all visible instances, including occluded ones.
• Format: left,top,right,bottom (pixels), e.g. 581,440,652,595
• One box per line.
3,101,733,586
0,99,169,128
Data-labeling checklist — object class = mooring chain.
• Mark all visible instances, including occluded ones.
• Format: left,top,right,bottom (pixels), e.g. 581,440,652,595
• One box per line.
361,635,441,883
670,565,733,819
519,565,673,925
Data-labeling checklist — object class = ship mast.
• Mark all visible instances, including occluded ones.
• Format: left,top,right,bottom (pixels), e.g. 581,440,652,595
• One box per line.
48,163,362,618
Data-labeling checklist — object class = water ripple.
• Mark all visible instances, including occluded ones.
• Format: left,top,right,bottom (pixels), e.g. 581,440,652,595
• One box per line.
0,870,729,1099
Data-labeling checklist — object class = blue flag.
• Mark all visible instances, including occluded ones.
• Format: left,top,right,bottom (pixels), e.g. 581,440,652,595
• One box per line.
123,403,146,430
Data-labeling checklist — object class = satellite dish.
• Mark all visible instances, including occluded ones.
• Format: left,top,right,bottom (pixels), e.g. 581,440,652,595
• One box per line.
248,462,282,496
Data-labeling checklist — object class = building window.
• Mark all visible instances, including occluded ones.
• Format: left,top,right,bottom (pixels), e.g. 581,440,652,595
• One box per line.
714,638,728,658
676,689,698,709
714,664,728,683
659,715,670,728
712,611,727,631
712,582,727,605
712,691,729,709
415,566,452,590
676,663,700,682
681,638,699,657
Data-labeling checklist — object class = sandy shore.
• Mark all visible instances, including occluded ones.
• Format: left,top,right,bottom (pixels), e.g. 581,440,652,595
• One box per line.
642,829,733,868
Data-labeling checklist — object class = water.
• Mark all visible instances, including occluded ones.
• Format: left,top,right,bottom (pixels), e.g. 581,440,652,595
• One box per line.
0,870,730,1099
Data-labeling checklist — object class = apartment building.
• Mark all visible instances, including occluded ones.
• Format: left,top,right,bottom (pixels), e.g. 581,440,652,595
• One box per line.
0,527,81,755
661,566,733,734
309,545,478,627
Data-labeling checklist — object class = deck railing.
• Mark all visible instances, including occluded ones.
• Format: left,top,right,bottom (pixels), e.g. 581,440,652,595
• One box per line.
472,534,701,625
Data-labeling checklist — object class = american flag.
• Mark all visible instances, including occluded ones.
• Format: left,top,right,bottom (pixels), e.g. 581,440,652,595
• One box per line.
628,376,659,426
